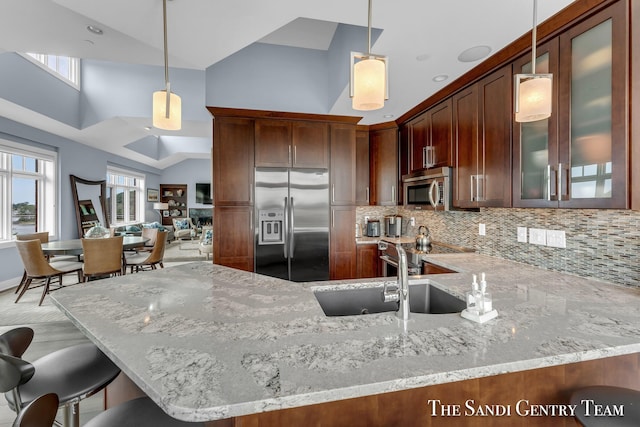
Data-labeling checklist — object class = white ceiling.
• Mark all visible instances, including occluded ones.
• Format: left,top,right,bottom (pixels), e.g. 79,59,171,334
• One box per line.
0,0,575,169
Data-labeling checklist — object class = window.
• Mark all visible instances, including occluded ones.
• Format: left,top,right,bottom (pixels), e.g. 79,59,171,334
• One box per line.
106,167,145,226
0,140,57,247
22,53,80,89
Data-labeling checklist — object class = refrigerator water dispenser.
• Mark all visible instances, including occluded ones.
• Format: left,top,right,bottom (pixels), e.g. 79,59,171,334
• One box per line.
259,210,284,245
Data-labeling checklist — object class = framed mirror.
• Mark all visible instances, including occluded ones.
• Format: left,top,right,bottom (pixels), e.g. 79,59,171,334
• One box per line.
70,175,109,238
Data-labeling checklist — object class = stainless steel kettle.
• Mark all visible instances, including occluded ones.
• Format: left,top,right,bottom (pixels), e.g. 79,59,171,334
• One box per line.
416,225,431,251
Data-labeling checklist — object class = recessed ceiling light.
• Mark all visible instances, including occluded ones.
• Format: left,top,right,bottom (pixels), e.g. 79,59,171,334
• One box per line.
432,74,448,82
383,114,394,119
416,53,430,62
457,45,491,63
144,126,153,131
87,25,103,35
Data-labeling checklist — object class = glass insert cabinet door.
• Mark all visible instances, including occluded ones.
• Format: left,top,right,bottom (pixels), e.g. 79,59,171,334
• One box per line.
514,1,627,209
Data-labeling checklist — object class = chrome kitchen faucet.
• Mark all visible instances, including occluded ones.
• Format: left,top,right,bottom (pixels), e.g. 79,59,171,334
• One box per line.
379,241,410,322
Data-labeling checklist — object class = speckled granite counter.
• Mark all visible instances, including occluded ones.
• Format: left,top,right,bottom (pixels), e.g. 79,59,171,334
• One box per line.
50,254,640,422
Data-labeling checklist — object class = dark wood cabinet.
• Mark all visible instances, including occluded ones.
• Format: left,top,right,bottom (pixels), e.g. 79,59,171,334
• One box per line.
404,99,453,175
159,184,187,227
453,65,512,209
329,206,356,280
429,99,453,169
255,119,329,169
513,1,628,208
213,206,254,272
254,119,291,167
369,124,399,206
408,113,429,172
356,243,380,278
292,121,329,169
330,123,356,206
355,128,370,205
213,117,254,206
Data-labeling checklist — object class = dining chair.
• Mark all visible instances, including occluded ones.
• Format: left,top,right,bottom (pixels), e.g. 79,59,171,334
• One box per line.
81,236,124,281
124,231,167,273
15,232,77,295
14,240,83,306
140,227,159,250
11,393,59,427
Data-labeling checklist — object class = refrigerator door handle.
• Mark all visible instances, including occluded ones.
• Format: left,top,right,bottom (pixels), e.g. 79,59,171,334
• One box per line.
289,197,295,259
283,197,289,259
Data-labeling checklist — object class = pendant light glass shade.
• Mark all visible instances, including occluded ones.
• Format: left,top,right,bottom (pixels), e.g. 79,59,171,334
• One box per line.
349,0,388,111
514,0,552,123
352,57,386,111
514,74,552,122
153,90,182,130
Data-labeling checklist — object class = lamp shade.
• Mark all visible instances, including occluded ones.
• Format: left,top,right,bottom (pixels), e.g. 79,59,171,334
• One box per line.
152,90,182,130
515,75,552,123
352,58,386,111
153,202,169,210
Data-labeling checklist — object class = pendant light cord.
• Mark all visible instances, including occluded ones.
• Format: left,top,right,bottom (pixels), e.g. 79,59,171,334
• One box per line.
163,0,169,87
367,0,372,56
531,0,537,74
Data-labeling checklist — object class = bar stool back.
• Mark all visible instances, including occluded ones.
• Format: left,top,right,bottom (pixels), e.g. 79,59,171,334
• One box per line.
12,393,59,427
570,385,640,426
0,327,34,358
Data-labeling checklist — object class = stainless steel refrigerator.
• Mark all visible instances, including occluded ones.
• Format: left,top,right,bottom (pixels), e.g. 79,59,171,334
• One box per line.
254,168,329,282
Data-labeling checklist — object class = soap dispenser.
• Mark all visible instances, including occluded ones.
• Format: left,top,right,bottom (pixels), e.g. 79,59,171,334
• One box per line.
466,274,482,315
479,272,492,313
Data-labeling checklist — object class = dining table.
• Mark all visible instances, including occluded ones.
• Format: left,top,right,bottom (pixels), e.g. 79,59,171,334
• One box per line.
41,236,149,256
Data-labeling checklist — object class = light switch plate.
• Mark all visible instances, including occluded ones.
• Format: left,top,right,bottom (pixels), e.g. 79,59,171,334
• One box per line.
517,227,527,243
546,229,566,248
529,228,547,246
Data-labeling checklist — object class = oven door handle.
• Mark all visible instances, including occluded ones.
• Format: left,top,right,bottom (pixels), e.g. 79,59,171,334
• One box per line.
428,179,439,209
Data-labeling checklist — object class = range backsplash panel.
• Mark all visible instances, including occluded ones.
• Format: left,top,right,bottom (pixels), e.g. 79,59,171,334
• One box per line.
356,206,640,287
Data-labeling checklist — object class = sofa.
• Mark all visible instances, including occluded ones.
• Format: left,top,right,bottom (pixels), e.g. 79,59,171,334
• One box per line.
110,221,174,242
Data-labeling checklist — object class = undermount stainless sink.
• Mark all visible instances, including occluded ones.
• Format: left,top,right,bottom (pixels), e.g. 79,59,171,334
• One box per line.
313,283,466,317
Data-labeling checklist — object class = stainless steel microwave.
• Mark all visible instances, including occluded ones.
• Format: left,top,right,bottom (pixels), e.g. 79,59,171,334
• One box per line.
402,166,452,211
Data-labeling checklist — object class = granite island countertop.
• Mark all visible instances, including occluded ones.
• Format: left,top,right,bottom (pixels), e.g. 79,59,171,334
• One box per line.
50,254,640,422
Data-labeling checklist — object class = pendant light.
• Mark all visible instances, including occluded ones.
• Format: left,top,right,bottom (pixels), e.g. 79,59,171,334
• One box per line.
152,0,181,130
514,0,552,123
349,0,388,111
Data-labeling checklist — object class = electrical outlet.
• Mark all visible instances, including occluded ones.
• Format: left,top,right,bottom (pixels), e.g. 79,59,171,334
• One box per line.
364,216,370,223
410,217,415,226
529,228,547,246
546,229,566,248
517,227,528,243
478,223,486,236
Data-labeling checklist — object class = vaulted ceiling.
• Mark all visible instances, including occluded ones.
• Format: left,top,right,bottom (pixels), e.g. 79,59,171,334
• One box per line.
0,0,575,168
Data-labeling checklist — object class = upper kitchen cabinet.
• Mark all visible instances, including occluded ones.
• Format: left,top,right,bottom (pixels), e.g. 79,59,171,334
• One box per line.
212,116,255,206
405,99,453,174
370,123,399,206
355,128,370,205
255,119,329,169
330,123,356,205
513,1,628,208
453,65,512,209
